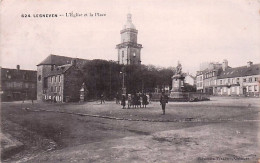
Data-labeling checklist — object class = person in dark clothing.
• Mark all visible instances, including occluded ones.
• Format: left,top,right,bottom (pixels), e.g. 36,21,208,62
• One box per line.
142,94,148,108
137,94,141,108
100,93,105,104
121,95,126,109
133,93,138,108
160,91,168,115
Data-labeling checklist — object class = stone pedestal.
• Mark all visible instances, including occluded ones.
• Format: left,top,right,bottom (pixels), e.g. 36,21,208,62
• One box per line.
170,74,186,99
79,83,88,102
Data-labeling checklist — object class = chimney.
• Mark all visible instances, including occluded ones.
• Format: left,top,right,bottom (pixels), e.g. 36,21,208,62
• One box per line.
222,59,228,71
247,61,253,68
17,65,20,71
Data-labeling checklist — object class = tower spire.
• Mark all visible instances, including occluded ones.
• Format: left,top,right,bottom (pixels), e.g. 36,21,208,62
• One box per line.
127,13,132,23
116,13,142,65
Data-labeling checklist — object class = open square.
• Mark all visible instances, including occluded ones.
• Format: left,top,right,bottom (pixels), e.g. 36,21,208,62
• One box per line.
1,96,259,162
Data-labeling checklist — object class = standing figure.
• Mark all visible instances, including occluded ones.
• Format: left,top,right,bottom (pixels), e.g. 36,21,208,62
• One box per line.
160,91,168,115
142,94,148,108
137,94,141,108
176,61,182,75
127,94,132,109
121,94,126,109
53,96,56,103
100,93,105,104
133,93,138,108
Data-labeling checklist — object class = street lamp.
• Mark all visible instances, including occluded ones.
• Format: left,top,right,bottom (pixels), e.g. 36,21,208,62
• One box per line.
120,67,126,95
140,65,144,93
109,60,113,99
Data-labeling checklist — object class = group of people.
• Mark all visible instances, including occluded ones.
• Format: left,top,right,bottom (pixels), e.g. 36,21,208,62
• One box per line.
120,93,150,109
109,91,169,115
122,91,168,115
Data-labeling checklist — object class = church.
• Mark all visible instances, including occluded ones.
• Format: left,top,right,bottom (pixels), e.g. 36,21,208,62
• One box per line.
116,14,143,65
36,13,143,102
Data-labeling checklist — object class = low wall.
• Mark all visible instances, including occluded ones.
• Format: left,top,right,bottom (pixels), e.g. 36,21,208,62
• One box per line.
151,92,210,102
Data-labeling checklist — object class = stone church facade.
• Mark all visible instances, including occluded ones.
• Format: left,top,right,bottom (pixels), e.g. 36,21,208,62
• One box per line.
116,14,143,65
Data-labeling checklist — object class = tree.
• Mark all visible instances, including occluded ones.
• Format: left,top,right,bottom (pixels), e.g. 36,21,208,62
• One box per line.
82,60,176,99
82,59,122,99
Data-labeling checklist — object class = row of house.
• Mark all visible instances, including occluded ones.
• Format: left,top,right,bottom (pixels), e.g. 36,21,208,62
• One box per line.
0,65,37,101
196,60,260,97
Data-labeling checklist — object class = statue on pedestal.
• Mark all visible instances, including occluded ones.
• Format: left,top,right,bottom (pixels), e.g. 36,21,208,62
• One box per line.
176,61,182,75
170,61,186,99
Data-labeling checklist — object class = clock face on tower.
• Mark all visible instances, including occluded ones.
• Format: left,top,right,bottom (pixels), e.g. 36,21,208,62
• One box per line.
133,53,136,57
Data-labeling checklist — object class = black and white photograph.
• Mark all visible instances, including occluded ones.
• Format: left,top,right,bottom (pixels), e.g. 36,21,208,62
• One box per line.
0,0,260,162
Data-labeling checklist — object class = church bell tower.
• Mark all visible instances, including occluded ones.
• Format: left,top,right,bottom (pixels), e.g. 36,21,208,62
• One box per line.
116,14,143,65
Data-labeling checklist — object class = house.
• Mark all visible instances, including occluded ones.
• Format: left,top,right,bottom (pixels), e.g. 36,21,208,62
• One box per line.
216,61,260,97
184,73,196,86
196,60,224,95
0,65,37,101
37,54,89,102
196,71,204,93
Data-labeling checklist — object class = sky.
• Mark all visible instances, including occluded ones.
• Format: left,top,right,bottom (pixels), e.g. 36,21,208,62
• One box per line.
0,0,260,75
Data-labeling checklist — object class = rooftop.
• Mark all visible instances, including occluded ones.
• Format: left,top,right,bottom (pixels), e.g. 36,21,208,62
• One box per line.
47,64,73,76
1,67,37,81
37,54,90,67
218,63,260,79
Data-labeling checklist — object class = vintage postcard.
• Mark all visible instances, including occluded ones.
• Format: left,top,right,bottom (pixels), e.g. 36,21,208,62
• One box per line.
0,0,260,162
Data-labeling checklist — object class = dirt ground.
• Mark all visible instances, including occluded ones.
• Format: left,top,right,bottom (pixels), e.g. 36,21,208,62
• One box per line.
1,96,260,163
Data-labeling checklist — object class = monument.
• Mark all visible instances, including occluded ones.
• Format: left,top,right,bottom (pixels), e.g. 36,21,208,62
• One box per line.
79,83,88,102
170,61,186,100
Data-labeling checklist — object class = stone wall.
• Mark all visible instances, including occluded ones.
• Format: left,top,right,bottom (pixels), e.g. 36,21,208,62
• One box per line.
37,65,52,101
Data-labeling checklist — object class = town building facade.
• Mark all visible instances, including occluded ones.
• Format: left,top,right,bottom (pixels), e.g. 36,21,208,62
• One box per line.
196,60,260,97
196,61,223,95
216,62,260,97
37,54,88,102
196,72,204,93
0,65,37,101
116,14,143,65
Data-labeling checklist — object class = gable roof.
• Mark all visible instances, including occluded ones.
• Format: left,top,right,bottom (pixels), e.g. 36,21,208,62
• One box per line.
37,54,90,68
1,67,37,82
218,63,260,79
